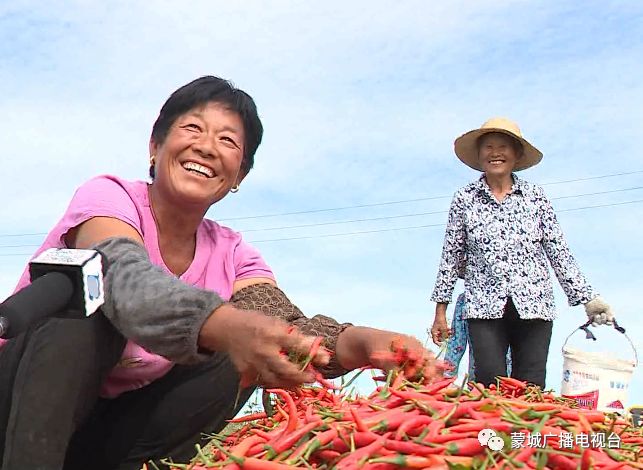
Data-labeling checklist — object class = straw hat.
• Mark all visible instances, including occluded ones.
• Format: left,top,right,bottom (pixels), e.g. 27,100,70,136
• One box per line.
454,117,543,171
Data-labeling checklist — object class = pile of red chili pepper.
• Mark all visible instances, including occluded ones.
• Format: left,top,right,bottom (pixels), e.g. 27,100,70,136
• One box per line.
162,340,643,469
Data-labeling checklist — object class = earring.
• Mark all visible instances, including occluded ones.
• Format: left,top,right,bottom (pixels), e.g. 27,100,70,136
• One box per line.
149,155,156,179
230,184,240,193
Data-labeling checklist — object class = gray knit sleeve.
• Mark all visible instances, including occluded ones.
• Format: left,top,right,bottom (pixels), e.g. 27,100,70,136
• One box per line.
93,237,225,364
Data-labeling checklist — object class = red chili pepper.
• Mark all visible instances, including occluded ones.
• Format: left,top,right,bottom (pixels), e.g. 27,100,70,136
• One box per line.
332,430,381,452
369,454,438,468
298,336,324,371
447,419,513,434
389,372,406,390
445,438,485,456
388,388,438,402
248,429,273,440
312,370,341,390
266,389,300,433
359,463,400,470
555,409,605,422
268,419,322,455
439,399,494,421
334,432,391,470
603,464,632,470
499,376,528,389
580,448,595,470
380,396,412,410
228,412,268,423
425,419,445,439
245,442,267,458
286,427,338,464
365,409,420,432
229,434,265,458
430,455,476,466
424,432,477,444
313,449,341,461
394,415,434,440
383,439,444,456
547,453,580,470
235,456,300,469
350,407,370,433
498,399,560,411
514,445,536,463
466,408,491,421
420,377,457,395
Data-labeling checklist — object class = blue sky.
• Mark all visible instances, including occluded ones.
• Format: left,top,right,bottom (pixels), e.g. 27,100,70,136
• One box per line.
1,1,642,405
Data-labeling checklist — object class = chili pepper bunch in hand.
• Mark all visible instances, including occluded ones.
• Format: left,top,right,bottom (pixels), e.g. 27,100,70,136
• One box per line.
237,326,334,391
214,308,332,393
369,335,446,385
284,334,339,390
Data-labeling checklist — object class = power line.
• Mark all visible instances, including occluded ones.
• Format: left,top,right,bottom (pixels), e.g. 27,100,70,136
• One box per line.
557,199,643,212
240,209,448,233
216,169,643,221
238,186,643,233
553,187,643,200
539,170,643,186
2,185,641,249
1,190,642,250
0,169,641,240
245,199,643,244
0,198,640,255
3,184,640,247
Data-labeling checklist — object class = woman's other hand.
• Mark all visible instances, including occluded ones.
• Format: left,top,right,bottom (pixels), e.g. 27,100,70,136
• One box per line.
199,304,330,389
335,326,437,379
431,302,451,346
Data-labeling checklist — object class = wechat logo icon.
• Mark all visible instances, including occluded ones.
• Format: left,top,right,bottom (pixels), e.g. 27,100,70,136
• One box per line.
478,428,504,452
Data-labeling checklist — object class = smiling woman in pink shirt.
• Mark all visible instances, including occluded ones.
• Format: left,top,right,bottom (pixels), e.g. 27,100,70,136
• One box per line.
0,76,435,470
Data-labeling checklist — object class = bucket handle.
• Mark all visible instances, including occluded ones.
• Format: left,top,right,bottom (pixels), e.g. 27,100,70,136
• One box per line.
562,319,639,367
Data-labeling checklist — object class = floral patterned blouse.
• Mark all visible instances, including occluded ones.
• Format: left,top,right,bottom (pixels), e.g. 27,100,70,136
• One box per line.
430,175,595,320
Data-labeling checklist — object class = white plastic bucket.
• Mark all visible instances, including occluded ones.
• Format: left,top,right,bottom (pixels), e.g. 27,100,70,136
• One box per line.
560,322,638,413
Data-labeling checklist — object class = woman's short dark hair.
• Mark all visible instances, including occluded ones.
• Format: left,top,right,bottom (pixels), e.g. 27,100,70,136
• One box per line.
150,76,263,179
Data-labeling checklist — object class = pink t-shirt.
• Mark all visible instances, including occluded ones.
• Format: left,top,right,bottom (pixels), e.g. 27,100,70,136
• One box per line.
4,175,274,398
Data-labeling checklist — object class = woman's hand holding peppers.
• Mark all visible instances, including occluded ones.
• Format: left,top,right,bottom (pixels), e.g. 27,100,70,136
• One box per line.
200,304,330,389
335,326,438,382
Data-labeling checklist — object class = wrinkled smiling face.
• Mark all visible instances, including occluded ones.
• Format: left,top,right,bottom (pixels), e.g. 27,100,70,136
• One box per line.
477,132,522,177
150,102,246,208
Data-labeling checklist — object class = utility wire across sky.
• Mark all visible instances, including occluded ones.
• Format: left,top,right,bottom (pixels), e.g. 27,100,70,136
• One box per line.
0,198,641,254
218,169,643,222
0,169,641,240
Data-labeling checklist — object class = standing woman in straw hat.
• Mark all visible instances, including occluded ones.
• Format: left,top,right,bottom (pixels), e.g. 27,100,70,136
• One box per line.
428,118,615,388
